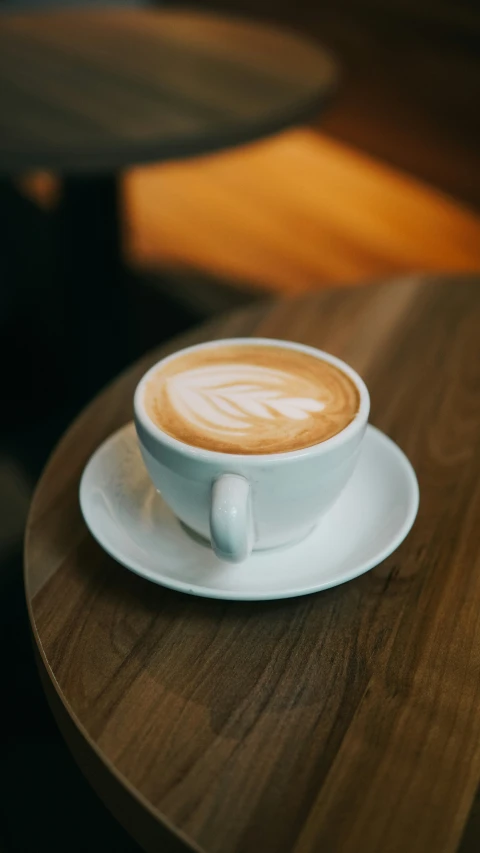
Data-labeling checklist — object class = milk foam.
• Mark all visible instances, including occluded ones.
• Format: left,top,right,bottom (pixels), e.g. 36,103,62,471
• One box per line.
166,364,325,439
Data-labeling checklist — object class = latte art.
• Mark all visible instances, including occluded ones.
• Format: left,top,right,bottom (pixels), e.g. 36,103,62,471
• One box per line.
167,364,325,437
145,344,360,454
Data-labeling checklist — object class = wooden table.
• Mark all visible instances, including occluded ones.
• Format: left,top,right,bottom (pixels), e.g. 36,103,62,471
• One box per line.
0,8,336,389
25,275,480,853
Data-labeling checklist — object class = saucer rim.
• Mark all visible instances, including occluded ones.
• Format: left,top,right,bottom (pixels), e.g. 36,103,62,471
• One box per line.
79,424,419,601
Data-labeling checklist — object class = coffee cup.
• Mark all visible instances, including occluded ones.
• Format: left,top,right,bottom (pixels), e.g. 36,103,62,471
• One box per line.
134,338,370,563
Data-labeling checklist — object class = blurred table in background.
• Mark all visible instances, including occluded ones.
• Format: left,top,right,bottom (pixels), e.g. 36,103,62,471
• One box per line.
0,8,337,397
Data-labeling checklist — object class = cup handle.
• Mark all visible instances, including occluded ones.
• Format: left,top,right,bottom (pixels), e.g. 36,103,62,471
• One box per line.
210,474,253,563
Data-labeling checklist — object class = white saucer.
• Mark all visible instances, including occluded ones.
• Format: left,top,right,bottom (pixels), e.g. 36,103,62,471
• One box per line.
80,423,419,601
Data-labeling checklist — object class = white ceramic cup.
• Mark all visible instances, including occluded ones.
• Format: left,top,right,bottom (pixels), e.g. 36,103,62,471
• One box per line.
134,338,370,563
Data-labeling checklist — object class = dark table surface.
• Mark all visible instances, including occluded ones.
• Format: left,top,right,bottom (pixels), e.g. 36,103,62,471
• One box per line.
25,274,480,853
0,8,337,173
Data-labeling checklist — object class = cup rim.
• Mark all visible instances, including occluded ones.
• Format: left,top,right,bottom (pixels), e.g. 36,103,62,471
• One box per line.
134,337,370,463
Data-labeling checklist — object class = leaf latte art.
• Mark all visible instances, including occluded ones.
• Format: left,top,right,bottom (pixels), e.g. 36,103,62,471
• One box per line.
145,344,360,454
167,364,325,435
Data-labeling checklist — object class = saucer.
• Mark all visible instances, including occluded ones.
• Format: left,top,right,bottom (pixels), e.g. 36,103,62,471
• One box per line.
80,423,419,601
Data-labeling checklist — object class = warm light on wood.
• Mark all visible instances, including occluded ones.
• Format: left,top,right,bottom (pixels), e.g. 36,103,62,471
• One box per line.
125,129,480,292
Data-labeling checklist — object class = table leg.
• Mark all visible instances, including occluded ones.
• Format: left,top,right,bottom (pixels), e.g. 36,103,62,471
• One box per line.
54,173,132,399
0,179,66,425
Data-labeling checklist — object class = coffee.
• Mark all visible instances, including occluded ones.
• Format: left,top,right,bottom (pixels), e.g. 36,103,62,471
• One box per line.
144,343,360,454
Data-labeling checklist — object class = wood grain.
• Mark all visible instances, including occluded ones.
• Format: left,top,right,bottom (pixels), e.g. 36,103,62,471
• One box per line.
25,275,480,853
0,9,336,173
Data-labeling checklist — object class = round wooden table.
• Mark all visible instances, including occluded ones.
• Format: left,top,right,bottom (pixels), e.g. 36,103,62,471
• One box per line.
0,8,337,390
25,274,480,853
